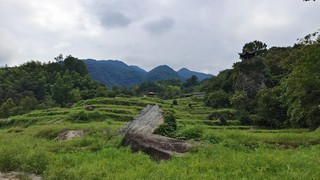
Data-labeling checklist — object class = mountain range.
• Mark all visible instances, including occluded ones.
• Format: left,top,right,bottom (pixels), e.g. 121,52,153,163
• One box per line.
83,59,213,88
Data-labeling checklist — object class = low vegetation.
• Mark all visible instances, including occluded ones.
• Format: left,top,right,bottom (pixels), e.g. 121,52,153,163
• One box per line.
0,31,319,179
0,96,319,179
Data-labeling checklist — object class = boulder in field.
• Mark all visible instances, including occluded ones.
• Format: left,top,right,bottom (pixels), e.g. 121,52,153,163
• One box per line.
122,132,191,161
115,105,164,135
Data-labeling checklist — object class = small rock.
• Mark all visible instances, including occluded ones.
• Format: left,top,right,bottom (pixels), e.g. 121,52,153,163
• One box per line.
55,129,86,141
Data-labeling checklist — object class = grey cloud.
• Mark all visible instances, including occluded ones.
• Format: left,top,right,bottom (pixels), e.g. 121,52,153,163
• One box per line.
143,17,175,34
99,11,132,28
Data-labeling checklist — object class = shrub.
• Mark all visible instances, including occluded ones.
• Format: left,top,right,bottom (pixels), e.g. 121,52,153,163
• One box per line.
172,99,178,105
177,126,203,140
154,112,177,137
35,128,61,140
67,110,104,122
204,91,230,108
0,147,21,172
207,110,236,120
21,151,49,174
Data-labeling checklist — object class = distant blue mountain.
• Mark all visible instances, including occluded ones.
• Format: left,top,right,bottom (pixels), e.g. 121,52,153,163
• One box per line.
83,59,213,88
83,59,146,88
177,68,214,81
145,65,181,82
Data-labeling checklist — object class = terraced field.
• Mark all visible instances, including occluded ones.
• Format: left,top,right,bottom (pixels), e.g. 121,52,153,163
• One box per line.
0,96,319,179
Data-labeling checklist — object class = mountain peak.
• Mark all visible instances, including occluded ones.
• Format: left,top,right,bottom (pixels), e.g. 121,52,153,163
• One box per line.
83,59,213,87
178,68,213,81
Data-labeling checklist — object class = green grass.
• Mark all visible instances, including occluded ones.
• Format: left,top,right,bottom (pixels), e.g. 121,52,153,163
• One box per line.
0,96,319,179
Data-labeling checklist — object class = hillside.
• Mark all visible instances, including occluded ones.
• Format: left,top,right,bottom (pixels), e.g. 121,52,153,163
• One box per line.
0,96,319,179
178,68,214,80
83,59,213,88
83,59,147,88
145,65,181,82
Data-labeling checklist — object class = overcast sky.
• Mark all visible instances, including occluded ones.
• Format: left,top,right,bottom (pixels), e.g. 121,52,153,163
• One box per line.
0,0,319,75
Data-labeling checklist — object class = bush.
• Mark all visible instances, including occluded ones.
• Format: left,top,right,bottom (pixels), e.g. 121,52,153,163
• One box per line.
21,151,49,174
236,111,253,125
177,126,203,140
154,112,177,137
67,110,104,122
172,99,178,105
207,110,236,120
0,147,21,172
35,128,61,140
204,91,230,108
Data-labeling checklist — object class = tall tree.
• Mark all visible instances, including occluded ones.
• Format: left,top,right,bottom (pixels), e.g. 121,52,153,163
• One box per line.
242,40,267,55
285,43,320,130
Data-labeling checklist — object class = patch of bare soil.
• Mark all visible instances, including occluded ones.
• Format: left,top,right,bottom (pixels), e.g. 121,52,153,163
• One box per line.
0,171,42,180
55,129,86,141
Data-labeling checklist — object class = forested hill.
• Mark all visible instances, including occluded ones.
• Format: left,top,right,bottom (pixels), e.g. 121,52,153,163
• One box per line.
202,33,320,130
0,55,108,118
83,59,213,88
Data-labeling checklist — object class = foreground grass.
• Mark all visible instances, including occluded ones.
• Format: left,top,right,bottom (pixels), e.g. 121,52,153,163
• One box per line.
0,97,319,179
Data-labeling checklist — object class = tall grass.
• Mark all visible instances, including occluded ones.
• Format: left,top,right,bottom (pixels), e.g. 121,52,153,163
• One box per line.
0,97,319,179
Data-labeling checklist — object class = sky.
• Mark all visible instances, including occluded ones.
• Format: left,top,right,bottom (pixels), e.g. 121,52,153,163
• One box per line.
0,0,319,75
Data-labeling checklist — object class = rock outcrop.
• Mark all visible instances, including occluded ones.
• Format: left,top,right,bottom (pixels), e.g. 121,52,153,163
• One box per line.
115,105,164,135
122,132,190,161
116,105,191,160
235,70,266,97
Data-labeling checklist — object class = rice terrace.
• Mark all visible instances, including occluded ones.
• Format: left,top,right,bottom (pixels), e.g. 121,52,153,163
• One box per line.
0,96,319,179
1,0,320,179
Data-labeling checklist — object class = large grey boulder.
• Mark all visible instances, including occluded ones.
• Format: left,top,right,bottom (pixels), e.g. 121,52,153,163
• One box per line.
122,132,190,161
115,105,164,135
116,104,191,160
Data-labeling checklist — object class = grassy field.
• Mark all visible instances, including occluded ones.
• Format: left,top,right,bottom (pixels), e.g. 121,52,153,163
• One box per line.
0,96,319,179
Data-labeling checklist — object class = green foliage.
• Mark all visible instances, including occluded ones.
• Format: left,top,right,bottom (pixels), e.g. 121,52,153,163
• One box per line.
0,98,16,118
172,99,178,105
202,69,234,93
0,147,21,171
204,90,230,108
255,87,288,128
284,43,320,130
229,91,253,112
207,109,236,121
0,56,105,115
242,40,267,55
22,150,50,174
63,55,88,76
154,112,177,137
0,96,320,179
66,110,104,122
177,126,203,140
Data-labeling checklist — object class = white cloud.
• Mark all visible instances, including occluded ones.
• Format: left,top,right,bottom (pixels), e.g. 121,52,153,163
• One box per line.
0,0,320,74
54,42,71,49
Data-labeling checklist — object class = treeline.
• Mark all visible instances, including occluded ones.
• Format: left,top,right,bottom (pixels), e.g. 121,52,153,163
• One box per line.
0,55,108,118
104,75,203,99
202,32,320,130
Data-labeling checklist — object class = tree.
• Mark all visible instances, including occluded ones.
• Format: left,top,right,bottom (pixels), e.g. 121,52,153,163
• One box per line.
255,87,288,128
183,75,199,88
96,86,108,97
54,54,64,62
51,72,74,107
20,96,38,113
204,90,230,108
242,40,267,55
63,55,88,76
284,43,320,130
0,98,16,118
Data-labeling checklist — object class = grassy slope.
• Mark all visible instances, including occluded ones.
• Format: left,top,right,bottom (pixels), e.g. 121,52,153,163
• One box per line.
0,96,319,179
